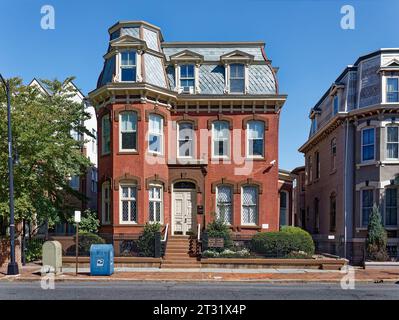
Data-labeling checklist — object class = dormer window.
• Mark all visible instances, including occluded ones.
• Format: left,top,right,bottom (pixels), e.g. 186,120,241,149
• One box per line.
387,78,399,103
229,64,245,93
310,117,317,135
180,64,195,92
120,50,137,82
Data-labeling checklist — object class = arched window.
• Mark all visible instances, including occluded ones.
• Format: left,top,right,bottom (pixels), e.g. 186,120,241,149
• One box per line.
216,185,233,224
178,122,194,158
174,181,196,190
102,182,111,224
246,120,264,158
101,114,110,155
330,192,336,232
241,186,258,225
212,121,230,158
119,111,137,151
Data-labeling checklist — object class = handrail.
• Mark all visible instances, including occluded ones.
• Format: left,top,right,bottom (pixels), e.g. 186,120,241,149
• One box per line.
161,223,169,242
197,223,201,242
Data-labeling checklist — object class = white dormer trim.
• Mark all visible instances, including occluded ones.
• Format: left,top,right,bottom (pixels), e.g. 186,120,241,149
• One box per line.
170,50,204,64
109,34,147,51
114,49,143,83
220,50,254,64
379,59,399,73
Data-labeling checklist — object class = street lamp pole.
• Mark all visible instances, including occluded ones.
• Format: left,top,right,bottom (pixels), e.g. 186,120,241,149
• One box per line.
0,74,19,275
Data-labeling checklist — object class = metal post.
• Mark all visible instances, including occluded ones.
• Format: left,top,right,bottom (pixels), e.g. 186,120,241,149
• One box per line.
75,223,79,275
0,75,19,275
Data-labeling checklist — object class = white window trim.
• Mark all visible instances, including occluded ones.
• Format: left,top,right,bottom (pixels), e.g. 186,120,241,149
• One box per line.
116,50,141,82
148,114,164,155
175,63,200,94
245,121,265,159
211,121,230,159
383,76,399,104
119,111,138,152
177,122,195,159
119,183,138,225
101,182,111,225
385,187,398,227
227,63,247,94
386,124,399,160
360,188,374,227
149,184,164,224
241,186,258,226
216,185,233,225
361,127,376,163
101,115,110,155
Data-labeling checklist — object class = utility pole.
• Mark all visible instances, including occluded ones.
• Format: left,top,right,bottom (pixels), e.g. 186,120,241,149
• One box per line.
0,74,19,275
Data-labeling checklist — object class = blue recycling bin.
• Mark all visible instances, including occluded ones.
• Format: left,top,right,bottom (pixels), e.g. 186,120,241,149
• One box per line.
90,244,114,276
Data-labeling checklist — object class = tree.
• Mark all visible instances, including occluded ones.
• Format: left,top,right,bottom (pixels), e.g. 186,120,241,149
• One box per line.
68,209,100,234
366,204,389,261
0,77,93,233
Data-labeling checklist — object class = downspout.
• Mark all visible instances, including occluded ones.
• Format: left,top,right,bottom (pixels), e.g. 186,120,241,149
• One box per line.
344,118,349,259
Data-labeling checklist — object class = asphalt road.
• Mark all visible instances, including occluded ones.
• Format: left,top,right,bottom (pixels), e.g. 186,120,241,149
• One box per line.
0,281,398,300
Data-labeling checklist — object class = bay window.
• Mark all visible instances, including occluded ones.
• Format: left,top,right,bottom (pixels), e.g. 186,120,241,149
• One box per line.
148,114,163,154
120,112,137,151
387,125,399,159
361,128,375,162
120,185,137,224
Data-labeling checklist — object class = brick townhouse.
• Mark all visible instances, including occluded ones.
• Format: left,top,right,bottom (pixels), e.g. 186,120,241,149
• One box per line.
88,21,287,252
299,49,399,263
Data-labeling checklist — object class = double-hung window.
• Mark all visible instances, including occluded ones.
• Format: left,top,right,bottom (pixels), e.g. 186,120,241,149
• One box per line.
361,189,374,226
120,51,136,82
212,121,230,158
241,186,258,225
387,78,399,103
279,191,288,227
180,64,195,89
387,125,399,159
148,114,163,154
331,138,337,171
120,112,137,151
333,94,339,115
216,185,233,224
361,128,375,162
385,188,397,226
178,122,194,158
102,182,111,224
120,185,137,224
102,115,110,154
247,120,264,158
149,186,163,223
229,64,245,93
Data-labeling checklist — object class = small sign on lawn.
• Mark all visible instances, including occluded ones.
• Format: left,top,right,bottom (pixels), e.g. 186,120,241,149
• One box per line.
208,237,224,248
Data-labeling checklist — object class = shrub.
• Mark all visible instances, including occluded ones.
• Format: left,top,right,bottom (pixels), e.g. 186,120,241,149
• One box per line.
202,248,251,258
205,218,233,251
137,223,161,257
251,227,315,258
366,205,389,261
78,209,100,234
26,239,43,262
77,232,105,256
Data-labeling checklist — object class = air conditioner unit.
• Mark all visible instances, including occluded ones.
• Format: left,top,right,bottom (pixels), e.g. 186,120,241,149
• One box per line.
182,86,194,94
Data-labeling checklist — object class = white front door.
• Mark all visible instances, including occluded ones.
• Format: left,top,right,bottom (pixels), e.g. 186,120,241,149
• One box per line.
173,190,196,235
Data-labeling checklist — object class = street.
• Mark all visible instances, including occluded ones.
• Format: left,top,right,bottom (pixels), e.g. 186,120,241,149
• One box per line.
0,281,398,300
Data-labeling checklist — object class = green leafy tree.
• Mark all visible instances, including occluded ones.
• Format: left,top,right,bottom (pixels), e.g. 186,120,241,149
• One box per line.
0,77,93,232
67,209,100,234
366,204,389,261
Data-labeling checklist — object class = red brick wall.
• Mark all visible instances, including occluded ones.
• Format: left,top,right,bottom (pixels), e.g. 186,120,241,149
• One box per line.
97,102,280,236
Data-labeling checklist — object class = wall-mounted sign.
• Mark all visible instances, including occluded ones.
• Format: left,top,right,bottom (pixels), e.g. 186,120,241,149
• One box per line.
197,205,204,214
208,237,224,248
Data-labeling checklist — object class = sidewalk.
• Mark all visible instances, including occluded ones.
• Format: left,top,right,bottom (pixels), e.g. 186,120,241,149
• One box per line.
1,265,398,283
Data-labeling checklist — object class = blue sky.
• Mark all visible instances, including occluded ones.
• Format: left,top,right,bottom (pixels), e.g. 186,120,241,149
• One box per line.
0,0,398,170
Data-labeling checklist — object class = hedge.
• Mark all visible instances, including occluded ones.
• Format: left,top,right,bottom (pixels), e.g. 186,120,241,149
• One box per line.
251,226,315,257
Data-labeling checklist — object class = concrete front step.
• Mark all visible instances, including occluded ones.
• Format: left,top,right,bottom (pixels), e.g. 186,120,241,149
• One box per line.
162,259,199,265
161,264,200,269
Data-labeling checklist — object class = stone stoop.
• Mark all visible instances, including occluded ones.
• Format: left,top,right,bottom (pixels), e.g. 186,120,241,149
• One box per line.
161,235,200,269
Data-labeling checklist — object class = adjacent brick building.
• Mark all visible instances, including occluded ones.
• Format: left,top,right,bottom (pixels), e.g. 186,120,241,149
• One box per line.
88,21,287,246
299,49,399,263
